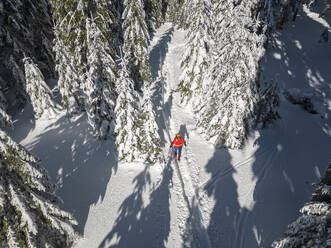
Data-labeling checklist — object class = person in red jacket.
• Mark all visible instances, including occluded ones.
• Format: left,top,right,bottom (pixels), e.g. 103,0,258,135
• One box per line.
170,132,186,161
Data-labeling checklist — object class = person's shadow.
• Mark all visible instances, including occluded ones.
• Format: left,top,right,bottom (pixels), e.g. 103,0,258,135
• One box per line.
179,124,189,141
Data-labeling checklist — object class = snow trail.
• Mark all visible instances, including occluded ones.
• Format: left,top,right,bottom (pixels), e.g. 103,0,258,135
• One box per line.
156,24,212,248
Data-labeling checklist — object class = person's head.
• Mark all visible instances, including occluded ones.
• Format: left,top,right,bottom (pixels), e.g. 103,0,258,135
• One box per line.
175,132,181,138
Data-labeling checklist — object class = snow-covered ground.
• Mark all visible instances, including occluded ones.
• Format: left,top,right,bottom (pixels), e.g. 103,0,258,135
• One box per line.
9,6,331,248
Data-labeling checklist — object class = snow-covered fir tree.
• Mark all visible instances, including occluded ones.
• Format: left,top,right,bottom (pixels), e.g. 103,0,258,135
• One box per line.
122,0,152,90
178,0,279,149
116,13,162,161
23,57,60,119
50,0,88,114
252,78,280,128
272,163,331,248
0,0,55,113
197,0,265,148
139,83,162,163
0,91,12,129
143,0,165,30
114,53,162,163
179,0,199,28
114,55,142,161
52,38,84,114
0,131,77,248
88,0,122,53
165,0,185,25
85,15,117,139
178,0,213,104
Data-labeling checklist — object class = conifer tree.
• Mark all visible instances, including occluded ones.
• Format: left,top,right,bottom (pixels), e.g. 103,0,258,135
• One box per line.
179,0,196,28
89,0,122,52
179,0,279,149
253,79,280,128
85,16,117,139
0,131,77,248
23,57,60,119
196,0,267,148
115,56,162,162
139,83,162,163
166,0,185,25
143,0,164,30
50,0,88,114
114,56,141,161
178,0,213,105
0,91,12,128
122,0,152,90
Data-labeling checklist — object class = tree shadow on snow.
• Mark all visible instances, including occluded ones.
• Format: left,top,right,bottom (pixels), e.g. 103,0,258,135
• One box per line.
242,102,331,247
149,26,174,79
196,148,246,248
23,114,118,234
98,160,173,248
199,112,330,248
151,77,174,146
149,27,175,145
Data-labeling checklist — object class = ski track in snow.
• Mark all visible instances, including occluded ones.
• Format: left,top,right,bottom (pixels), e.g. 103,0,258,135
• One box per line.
201,146,272,192
151,24,212,248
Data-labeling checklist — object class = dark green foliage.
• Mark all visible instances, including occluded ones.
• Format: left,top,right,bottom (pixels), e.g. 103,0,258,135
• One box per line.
252,79,280,128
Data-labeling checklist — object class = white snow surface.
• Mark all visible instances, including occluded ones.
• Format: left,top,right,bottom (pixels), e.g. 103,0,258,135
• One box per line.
9,8,331,248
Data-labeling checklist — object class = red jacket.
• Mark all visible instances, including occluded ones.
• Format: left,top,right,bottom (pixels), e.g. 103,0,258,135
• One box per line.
171,137,186,147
